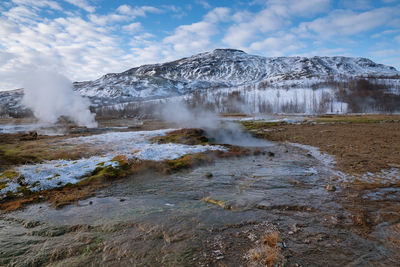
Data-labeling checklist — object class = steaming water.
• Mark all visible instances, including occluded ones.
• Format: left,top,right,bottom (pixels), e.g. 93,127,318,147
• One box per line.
21,71,97,128
0,129,227,196
2,140,396,265
0,117,398,265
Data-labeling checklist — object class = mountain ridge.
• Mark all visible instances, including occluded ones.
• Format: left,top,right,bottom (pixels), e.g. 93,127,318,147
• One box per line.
72,48,399,100
1,49,399,116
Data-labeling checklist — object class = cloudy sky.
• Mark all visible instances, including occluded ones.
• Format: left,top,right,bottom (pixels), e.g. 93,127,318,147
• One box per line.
0,0,399,90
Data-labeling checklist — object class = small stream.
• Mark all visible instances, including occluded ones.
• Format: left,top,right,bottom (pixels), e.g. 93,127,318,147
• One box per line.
0,138,398,266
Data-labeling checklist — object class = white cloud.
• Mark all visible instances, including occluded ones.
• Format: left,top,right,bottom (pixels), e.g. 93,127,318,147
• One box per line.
12,0,62,11
223,8,286,48
0,1,194,90
116,5,162,17
371,29,400,38
122,22,142,33
204,7,230,22
222,0,331,48
296,7,400,38
3,6,39,24
339,0,373,10
370,48,400,57
196,0,211,9
267,0,332,15
163,21,215,54
163,8,230,55
395,35,400,43
0,11,132,89
63,0,95,13
249,34,302,56
88,13,129,26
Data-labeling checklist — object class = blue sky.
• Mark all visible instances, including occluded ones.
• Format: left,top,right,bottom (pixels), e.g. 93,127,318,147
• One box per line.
0,0,399,90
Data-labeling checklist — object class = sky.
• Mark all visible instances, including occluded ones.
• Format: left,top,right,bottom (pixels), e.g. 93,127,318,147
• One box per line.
0,0,400,90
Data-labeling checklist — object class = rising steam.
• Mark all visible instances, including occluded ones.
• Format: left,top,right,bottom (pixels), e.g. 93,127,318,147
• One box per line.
158,101,271,147
21,70,97,128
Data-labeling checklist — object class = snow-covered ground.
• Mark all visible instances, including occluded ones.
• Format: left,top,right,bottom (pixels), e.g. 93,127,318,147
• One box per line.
0,129,226,196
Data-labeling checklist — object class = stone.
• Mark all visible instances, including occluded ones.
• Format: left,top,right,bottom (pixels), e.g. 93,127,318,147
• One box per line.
325,184,336,192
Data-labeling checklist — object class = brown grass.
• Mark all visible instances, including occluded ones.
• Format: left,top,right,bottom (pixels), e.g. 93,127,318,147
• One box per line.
241,116,400,175
248,231,284,266
263,231,280,247
0,135,100,171
151,128,209,145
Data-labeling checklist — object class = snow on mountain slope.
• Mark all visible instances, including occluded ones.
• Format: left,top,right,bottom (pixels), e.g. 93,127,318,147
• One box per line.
1,49,399,116
73,49,399,100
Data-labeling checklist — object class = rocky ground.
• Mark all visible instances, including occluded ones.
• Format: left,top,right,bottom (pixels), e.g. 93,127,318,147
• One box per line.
0,115,399,266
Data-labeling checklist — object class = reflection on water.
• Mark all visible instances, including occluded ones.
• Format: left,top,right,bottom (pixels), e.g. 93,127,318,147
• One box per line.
0,143,398,266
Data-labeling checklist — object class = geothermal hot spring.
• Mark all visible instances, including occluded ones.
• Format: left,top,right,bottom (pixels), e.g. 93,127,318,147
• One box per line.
1,114,398,266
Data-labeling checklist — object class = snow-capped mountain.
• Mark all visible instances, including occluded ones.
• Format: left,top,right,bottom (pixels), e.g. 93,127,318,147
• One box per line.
1,49,399,116
73,49,398,101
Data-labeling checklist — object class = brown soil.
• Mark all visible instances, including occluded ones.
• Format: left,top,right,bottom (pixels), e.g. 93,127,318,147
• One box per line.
243,117,400,176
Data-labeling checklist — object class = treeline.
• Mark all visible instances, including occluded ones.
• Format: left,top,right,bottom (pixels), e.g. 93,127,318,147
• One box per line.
336,79,400,113
2,76,399,119
94,101,160,119
0,106,33,118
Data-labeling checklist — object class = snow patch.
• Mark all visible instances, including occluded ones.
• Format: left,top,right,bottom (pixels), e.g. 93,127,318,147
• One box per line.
0,129,226,196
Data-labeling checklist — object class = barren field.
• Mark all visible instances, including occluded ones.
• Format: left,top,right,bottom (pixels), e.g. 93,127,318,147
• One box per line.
242,114,400,175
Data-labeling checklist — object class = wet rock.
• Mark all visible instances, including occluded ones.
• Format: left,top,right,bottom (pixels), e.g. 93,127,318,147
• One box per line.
205,172,213,179
268,151,275,157
16,175,27,186
316,233,329,242
30,226,67,237
253,149,262,155
23,220,41,228
325,184,336,192
119,198,126,202
290,224,300,233
277,242,287,248
213,249,224,260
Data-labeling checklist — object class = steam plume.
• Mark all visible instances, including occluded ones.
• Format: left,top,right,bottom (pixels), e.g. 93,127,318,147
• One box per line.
21,70,97,128
158,101,271,147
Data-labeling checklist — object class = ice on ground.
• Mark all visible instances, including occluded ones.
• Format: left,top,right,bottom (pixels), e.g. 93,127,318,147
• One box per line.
342,168,400,185
15,157,118,192
289,143,336,168
0,129,226,196
289,143,346,179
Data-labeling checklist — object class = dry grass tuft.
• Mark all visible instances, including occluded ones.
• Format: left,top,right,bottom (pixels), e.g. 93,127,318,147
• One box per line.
248,231,284,267
263,231,280,248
